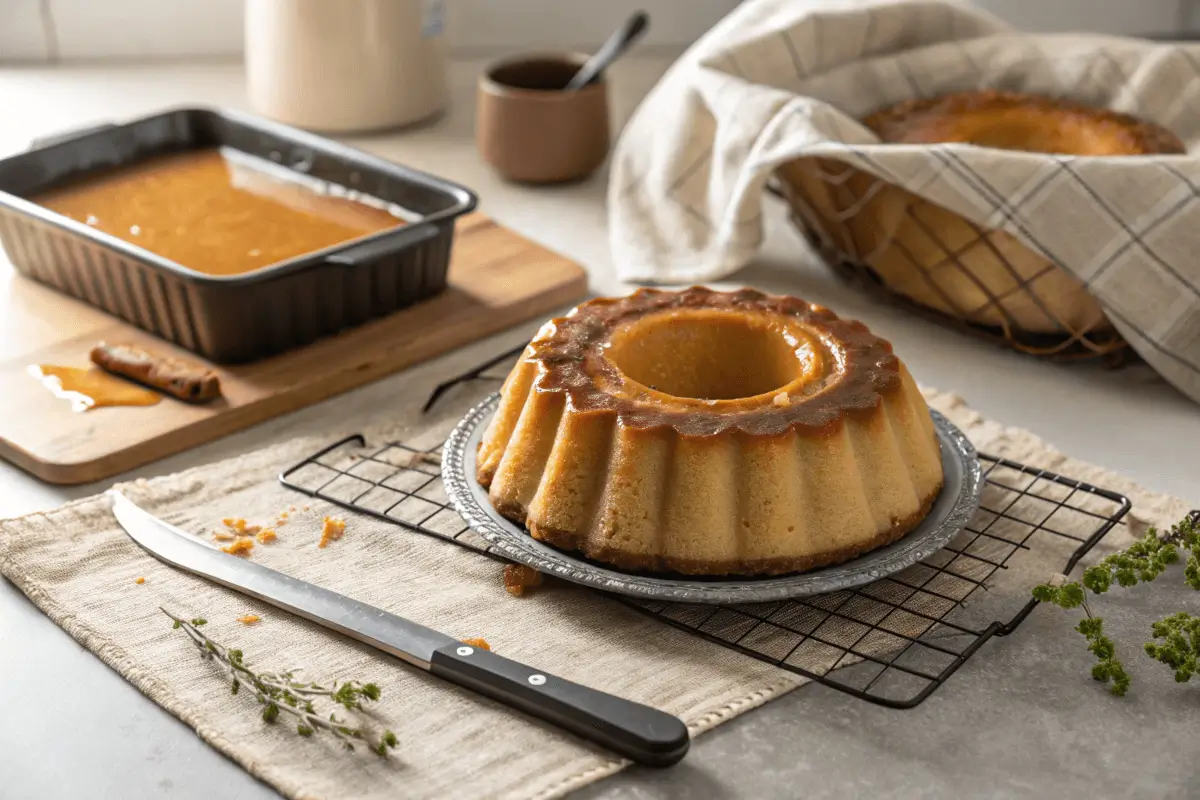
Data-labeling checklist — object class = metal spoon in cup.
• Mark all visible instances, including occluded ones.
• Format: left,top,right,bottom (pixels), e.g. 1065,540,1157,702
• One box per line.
564,11,651,92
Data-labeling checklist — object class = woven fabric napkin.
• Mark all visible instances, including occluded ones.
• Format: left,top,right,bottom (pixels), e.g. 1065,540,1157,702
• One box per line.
0,375,1191,799
608,0,1200,405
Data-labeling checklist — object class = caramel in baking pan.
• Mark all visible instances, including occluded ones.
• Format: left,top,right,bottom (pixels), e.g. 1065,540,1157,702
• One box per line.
33,148,410,276
29,365,162,412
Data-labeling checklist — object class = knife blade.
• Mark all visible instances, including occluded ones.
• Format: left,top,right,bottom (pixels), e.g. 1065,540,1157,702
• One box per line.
110,491,690,767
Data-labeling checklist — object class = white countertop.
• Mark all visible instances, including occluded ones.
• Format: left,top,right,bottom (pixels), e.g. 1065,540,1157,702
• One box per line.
1,56,1199,799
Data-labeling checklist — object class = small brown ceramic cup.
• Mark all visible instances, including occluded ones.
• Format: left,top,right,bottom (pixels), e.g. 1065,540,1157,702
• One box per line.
476,53,611,184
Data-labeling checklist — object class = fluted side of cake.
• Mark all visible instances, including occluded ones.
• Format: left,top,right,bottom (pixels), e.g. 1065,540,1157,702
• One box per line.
476,287,945,577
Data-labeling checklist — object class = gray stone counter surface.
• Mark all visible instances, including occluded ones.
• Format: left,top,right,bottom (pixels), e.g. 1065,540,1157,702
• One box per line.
1,57,1197,799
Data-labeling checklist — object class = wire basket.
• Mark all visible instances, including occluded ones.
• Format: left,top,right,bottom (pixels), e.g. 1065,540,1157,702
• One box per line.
279,345,1136,708
773,158,1132,365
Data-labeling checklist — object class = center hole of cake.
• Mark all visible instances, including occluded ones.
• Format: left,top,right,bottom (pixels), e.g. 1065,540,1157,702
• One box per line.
607,312,807,400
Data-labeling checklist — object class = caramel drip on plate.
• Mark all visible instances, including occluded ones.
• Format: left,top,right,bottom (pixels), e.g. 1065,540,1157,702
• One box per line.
30,365,162,412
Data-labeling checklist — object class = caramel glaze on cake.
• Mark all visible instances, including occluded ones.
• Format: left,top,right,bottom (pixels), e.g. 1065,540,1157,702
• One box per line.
864,90,1186,155
476,287,946,577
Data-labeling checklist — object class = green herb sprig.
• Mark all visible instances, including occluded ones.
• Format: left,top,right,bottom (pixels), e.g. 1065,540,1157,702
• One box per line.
164,609,398,755
1144,612,1200,683
1033,515,1200,696
1032,580,1130,695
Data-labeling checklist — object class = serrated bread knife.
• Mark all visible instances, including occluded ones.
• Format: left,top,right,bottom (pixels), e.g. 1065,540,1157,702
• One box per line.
109,491,690,767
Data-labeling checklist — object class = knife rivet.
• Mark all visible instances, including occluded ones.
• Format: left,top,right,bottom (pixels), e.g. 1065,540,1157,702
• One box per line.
528,674,546,686
457,646,473,656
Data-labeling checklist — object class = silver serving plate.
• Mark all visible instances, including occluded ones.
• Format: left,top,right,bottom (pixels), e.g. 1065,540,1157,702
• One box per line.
443,394,983,605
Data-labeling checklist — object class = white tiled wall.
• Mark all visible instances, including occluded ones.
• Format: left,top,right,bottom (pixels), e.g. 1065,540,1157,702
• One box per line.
0,0,52,60
0,0,1194,63
441,0,745,50
48,0,245,59
0,0,744,62
976,0,1185,36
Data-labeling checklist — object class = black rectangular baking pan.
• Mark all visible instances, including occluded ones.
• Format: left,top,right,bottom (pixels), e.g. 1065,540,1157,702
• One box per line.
0,107,477,363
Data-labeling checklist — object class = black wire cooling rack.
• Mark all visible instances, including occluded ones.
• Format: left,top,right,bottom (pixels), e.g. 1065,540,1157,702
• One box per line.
280,345,1135,708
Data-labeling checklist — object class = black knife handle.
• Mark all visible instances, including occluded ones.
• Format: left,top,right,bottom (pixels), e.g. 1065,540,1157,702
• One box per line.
430,643,690,767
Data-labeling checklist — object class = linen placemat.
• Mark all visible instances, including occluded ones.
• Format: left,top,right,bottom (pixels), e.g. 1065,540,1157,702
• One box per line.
608,0,1200,405
0,377,1190,800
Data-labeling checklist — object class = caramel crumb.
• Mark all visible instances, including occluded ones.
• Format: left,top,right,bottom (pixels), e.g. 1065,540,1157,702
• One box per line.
237,614,261,625
256,529,277,544
134,577,145,585
221,538,255,557
772,391,791,408
503,564,544,597
212,531,237,542
222,518,261,536
461,637,491,651
318,516,346,548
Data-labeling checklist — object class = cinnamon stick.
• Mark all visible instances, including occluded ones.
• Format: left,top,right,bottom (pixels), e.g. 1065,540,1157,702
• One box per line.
89,343,222,404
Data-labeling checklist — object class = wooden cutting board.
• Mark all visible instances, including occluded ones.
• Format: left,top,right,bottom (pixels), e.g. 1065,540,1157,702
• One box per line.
0,213,587,485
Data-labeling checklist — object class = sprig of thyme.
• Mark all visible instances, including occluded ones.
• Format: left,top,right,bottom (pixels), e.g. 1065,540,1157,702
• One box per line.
1164,516,1200,590
1032,581,1130,695
1079,527,1180,593
1144,612,1200,683
164,609,398,755
1033,515,1200,696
